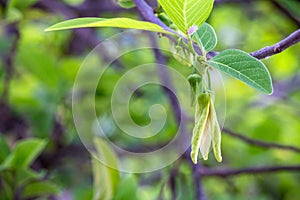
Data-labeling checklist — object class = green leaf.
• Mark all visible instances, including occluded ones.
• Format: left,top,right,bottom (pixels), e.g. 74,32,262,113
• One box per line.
158,0,214,34
45,17,173,35
0,135,10,164
22,182,60,198
207,49,273,94
92,138,120,200
113,175,137,200
193,23,217,52
2,138,47,169
17,169,45,186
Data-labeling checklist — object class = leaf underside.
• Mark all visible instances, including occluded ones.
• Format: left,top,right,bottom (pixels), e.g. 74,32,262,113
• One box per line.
193,23,217,52
207,49,273,94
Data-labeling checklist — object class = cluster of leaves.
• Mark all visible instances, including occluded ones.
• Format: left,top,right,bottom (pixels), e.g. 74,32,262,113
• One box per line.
0,137,59,199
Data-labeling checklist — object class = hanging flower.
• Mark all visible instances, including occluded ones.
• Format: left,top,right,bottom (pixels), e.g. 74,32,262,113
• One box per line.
190,93,222,164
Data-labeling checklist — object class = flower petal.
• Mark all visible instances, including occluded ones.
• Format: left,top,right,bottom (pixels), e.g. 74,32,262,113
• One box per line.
199,110,212,160
210,99,222,162
190,93,210,164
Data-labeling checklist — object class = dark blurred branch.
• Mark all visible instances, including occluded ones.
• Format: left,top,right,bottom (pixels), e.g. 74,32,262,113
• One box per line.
223,128,300,153
198,165,300,177
270,0,300,28
0,23,28,139
251,28,300,59
34,0,128,18
252,73,300,108
191,161,207,200
35,0,125,67
1,23,20,103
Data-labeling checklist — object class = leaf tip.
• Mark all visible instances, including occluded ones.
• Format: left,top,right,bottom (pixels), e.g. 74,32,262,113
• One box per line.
216,155,222,162
190,152,198,164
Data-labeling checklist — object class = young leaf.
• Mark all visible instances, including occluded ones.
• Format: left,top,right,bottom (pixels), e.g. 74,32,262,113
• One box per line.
207,49,273,94
92,138,120,200
190,93,211,164
114,175,138,200
170,42,194,67
22,182,59,198
209,99,222,162
0,135,10,164
158,0,214,34
45,17,174,35
1,138,47,169
193,23,217,52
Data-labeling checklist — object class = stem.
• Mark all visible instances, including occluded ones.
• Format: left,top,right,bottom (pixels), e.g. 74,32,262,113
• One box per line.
206,70,212,91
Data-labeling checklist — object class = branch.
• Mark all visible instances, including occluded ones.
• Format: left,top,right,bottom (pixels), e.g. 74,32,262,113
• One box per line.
198,165,300,177
191,161,207,200
251,73,300,108
1,23,20,102
223,128,300,153
250,28,300,59
132,0,173,32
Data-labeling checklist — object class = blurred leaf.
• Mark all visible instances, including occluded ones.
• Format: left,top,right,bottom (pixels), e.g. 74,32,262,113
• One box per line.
193,23,217,52
158,0,214,34
118,0,135,8
114,175,138,200
22,181,60,198
17,44,59,88
1,138,47,169
63,0,85,6
207,49,273,94
17,168,45,186
45,18,174,35
92,138,120,200
5,7,22,23
0,135,10,164
8,0,39,10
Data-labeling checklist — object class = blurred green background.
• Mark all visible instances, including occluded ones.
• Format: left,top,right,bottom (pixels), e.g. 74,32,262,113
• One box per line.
0,0,300,199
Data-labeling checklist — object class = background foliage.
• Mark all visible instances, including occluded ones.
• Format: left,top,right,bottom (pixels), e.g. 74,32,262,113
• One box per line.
0,0,300,199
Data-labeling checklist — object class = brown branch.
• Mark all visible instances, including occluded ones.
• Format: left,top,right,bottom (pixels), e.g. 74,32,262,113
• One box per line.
132,0,173,32
223,128,300,153
191,161,207,200
250,28,300,59
198,165,300,177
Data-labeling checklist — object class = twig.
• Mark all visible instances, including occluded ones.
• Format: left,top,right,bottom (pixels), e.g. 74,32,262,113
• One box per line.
250,28,300,59
198,165,300,177
132,0,173,32
223,128,300,153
